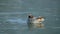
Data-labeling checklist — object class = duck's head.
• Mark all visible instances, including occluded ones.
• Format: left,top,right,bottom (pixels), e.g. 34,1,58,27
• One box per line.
28,14,34,18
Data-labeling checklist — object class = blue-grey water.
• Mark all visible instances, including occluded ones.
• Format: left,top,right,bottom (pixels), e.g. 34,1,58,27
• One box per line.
0,0,60,34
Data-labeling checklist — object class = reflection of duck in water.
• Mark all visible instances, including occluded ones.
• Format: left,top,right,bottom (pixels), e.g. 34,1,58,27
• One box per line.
27,14,45,29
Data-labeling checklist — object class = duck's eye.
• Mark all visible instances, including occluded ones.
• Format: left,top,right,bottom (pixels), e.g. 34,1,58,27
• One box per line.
28,16,33,18
28,16,31,18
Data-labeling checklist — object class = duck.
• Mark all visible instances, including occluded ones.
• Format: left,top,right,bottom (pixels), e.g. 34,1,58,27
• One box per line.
27,14,45,29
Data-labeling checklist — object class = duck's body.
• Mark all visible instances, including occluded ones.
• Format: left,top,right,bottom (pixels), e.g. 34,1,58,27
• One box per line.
27,14,45,29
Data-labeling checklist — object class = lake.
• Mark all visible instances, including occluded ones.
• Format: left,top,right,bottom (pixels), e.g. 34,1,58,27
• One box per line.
0,0,60,34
